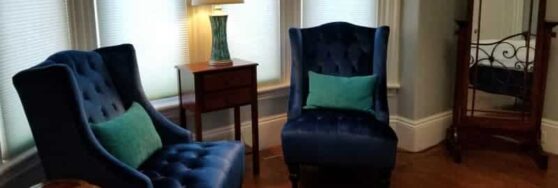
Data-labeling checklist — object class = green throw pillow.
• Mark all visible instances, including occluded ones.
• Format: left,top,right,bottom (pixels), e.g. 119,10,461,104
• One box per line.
91,102,162,169
304,71,377,113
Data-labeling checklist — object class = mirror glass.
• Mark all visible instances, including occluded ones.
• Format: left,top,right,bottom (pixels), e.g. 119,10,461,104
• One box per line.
468,0,539,120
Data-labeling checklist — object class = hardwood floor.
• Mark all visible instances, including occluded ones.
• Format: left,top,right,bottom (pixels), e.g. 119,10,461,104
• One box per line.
243,145,558,188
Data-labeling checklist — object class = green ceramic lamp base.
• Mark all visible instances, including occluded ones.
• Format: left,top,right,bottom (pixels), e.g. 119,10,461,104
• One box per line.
209,15,232,66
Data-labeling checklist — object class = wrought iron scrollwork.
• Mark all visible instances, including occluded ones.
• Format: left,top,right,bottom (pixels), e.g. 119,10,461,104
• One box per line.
469,32,536,98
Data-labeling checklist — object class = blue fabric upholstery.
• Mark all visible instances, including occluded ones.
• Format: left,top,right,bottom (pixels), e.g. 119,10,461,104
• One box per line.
13,44,244,188
282,109,397,168
281,22,398,183
140,142,244,188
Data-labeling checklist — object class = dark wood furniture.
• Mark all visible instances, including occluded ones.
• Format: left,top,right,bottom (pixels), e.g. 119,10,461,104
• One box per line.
447,0,557,169
175,59,260,174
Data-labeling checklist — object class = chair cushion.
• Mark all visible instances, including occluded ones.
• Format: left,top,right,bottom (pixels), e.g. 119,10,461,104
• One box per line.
305,71,377,113
139,141,244,188
92,102,162,169
281,109,397,168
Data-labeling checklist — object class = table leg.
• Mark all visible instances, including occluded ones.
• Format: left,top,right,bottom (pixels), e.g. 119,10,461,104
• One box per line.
234,106,241,141
179,107,186,128
251,103,260,175
195,110,203,141
176,69,186,128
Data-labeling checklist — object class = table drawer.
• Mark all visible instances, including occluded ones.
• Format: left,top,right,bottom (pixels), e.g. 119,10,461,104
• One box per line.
202,87,252,111
202,69,252,92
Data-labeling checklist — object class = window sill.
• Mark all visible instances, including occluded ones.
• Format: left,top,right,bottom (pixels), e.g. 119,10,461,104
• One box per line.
152,81,400,111
151,82,291,111
387,82,401,97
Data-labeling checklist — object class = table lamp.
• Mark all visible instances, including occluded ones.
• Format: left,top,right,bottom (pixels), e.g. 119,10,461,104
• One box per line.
192,0,244,66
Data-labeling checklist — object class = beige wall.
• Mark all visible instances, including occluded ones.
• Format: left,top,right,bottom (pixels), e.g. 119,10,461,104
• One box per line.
398,0,457,120
397,0,420,119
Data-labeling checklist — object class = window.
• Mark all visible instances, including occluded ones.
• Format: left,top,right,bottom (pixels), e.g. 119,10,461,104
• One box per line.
96,0,188,99
302,0,378,27
0,0,71,159
222,0,282,84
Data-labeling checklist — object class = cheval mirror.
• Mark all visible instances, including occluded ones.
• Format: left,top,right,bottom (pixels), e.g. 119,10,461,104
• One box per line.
447,0,557,169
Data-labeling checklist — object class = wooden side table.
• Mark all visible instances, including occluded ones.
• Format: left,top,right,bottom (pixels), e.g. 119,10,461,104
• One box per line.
175,59,260,174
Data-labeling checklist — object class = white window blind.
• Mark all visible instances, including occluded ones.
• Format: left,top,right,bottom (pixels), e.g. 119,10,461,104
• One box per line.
96,0,188,99
0,0,71,159
302,0,378,28
222,0,282,83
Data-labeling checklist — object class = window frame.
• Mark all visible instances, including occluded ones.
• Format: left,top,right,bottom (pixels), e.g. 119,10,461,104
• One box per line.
377,0,402,89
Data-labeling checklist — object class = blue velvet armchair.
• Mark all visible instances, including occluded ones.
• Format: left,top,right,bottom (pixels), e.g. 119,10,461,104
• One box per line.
13,44,244,188
281,22,398,187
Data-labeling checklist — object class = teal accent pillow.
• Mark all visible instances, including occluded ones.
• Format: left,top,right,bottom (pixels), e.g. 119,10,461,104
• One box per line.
304,71,377,113
91,102,162,169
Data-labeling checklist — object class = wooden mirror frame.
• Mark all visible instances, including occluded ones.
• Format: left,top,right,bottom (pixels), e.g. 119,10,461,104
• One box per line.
446,0,558,169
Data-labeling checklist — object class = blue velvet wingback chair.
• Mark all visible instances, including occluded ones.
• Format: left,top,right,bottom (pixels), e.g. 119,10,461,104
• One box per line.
13,44,244,188
281,22,398,187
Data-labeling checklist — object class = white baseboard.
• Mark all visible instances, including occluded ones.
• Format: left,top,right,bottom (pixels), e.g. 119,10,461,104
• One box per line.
388,110,558,155
204,111,454,153
541,119,558,155
202,113,287,150
390,111,453,152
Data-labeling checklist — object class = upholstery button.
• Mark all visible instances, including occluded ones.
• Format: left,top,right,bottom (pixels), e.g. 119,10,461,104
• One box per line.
75,66,83,75
188,161,200,169
161,161,169,166
89,62,96,70
95,85,102,93
104,80,112,88
101,108,108,117
198,150,208,157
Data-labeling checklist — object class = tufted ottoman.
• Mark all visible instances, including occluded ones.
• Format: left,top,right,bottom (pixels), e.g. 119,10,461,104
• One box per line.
139,141,244,188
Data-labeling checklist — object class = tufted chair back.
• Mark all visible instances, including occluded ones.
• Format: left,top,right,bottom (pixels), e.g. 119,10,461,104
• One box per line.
44,51,126,124
288,22,390,123
13,44,193,187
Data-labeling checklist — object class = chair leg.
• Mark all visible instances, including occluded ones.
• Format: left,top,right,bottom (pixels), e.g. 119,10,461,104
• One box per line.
377,169,392,188
287,164,300,188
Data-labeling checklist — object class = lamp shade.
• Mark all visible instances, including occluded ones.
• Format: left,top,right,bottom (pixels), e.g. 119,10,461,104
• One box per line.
191,0,243,6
